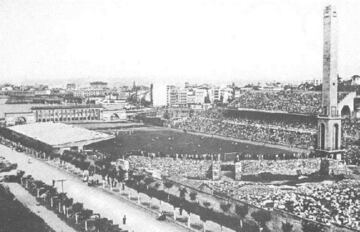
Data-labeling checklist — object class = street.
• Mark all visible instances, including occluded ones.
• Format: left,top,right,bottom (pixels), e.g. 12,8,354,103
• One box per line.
0,145,189,232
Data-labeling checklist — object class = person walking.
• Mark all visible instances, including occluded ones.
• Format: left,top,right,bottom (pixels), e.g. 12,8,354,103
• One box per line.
123,214,127,225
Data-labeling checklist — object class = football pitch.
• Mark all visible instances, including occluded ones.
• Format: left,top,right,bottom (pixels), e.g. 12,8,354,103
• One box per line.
87,129,293,159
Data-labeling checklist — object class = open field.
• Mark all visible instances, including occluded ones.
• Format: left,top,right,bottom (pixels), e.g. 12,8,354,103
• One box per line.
87,129,293,158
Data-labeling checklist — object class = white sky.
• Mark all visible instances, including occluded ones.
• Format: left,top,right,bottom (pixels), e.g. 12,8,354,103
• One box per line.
0,0,360,86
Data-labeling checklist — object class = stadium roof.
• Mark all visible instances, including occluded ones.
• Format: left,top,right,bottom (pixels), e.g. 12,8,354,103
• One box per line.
9,122,114,148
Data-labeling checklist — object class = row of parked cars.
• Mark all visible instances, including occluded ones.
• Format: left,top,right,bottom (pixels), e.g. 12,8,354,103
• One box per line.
0,156,17,174
2,169,128,232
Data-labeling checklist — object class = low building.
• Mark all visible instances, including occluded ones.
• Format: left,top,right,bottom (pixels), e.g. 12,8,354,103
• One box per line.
90,81,108,89
72,88,108,97
66,83,76,90
7,122,114,153
32,105,103,123
4,112,36,126
34,89,51,95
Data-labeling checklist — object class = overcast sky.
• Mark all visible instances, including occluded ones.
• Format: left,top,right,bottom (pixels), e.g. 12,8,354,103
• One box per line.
0,0,360,86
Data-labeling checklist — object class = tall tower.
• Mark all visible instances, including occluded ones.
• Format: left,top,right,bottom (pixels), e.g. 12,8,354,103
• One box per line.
150,83,154,106
317,5,342,159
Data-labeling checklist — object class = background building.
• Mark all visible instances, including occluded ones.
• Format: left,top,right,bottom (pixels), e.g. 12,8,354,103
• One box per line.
32,105,103,122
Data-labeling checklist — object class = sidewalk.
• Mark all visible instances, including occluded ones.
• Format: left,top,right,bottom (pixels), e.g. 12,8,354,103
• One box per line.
4,182,77,232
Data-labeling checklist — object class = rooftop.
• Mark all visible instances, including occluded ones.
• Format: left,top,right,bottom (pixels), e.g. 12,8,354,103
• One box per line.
90,81,107,85
9,122,114,147
31,104,103,110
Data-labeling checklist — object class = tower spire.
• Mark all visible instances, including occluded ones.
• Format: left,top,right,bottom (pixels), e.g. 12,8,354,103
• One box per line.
322,5,338,117
317,5,343,164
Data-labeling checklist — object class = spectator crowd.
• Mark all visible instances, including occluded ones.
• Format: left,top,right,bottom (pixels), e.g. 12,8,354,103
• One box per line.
128,156,217,179
206,179,360,230
229,90,348,115
1,128,360,231
171,111,316,149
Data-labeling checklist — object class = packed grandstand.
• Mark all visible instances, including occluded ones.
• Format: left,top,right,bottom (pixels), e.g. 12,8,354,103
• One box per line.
228,90,349,115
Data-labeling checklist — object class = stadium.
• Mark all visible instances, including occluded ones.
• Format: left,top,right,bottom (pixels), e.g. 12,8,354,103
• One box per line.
1,73,360,232
1,4,360,232
1,87,359,232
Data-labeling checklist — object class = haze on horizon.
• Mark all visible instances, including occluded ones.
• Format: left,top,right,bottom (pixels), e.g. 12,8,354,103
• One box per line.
0,0,360,86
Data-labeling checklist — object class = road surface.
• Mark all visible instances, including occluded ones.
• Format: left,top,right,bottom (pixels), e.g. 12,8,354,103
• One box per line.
4,182,77,232
0,145,189,232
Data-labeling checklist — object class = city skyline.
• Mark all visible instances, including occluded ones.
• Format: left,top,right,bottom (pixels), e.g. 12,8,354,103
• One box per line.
1,0,360,85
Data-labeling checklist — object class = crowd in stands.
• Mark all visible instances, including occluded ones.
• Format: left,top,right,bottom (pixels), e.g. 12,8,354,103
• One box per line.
343,118,360,140
128,156,217,179
229,90,348,115
171,114,316,149
239,159,322,175
125,152,344,178
128,149,310,162
230,91,322,114
1,129,360,231
169,108,360,157
343,145,360,166
206,179,360,230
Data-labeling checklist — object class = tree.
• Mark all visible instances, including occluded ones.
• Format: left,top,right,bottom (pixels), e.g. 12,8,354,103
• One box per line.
189,191,197,201
202,201,211,208
133,174,145,186
179,188,187,199
235,204,248,229
154,182,161,189
72,202,83,213
301,220,327,232
201,201,211,231
144,177,155,190
163,111,170,120
251,210,271,231
282,222,293,232
220,202,231,213
163,181,174,202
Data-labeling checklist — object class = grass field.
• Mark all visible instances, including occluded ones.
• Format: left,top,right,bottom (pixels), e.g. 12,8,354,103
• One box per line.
87,129,292,159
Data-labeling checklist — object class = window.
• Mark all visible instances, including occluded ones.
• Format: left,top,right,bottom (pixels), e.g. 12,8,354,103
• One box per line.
334,124,339,149
320,123,325,150
331,106,337,117
323,106,328,115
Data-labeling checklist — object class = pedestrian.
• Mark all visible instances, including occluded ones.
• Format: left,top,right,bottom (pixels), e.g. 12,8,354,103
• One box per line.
123,214,126,225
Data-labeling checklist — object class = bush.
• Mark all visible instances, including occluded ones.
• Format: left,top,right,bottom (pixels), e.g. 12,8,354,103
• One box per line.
190,191,197,201
220,202,231,212
164,181,173,189
202,201,211,208
179,187,187,199
236,204,249,218
301,220,327,232
282,222,293,232
251,210,271,227
72,202,84,213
